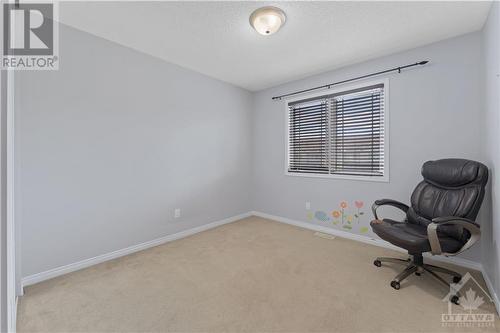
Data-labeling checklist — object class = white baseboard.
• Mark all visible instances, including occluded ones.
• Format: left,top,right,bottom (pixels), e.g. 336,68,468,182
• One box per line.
250,211,482,271
13,296,18,333
252,210,500,314
22,212,252,288
7,296,17,333
21,209,498,316
252,210,403,250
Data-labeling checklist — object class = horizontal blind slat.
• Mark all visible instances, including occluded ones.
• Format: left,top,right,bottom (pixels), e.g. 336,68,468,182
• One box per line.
288,85,385,178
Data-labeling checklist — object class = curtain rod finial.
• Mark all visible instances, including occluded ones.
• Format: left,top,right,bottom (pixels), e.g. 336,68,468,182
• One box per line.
418,60,429,65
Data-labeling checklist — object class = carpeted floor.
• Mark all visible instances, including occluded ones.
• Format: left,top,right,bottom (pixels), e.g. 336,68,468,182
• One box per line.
18,216,500,332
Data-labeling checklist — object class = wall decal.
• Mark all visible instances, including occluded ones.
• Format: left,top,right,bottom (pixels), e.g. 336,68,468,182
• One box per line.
340,201,348,225
314,211,330,222
331,210,341,225
354,201,365,223
313,200,370,235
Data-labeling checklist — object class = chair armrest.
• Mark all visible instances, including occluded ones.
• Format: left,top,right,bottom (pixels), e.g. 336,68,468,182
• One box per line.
427,216,480,256
371,199,410,220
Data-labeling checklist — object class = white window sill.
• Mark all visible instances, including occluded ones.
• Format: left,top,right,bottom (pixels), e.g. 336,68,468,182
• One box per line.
284,171,389,183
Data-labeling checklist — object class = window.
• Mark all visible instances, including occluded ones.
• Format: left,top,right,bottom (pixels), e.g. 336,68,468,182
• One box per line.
287,81,387,180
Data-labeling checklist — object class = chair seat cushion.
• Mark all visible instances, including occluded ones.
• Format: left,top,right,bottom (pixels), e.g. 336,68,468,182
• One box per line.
370,219,463,254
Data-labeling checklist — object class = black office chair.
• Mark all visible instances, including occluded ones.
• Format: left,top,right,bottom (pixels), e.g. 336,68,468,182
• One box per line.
370,158,488,304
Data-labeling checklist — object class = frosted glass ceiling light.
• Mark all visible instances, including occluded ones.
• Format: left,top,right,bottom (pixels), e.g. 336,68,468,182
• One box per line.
249,6,286,36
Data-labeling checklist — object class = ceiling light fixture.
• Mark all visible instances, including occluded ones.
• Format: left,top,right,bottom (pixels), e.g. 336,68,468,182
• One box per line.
249,6,286,36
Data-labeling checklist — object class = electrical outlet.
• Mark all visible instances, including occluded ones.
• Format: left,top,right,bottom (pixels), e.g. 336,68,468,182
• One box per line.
174,208,181,219
305,202,311,210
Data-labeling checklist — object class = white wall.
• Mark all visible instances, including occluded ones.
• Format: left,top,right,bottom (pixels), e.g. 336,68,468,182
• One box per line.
15,24,253,277
482,1,500,303
252,32,484,263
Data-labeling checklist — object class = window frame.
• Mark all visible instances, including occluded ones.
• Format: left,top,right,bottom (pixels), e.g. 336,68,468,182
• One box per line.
284,78,390,182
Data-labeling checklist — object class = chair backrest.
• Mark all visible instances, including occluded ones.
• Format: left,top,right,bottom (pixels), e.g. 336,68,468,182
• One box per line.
407,158,488,242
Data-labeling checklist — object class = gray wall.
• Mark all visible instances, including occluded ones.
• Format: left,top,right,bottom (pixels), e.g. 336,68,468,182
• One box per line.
252,32,484,263
15,20,494,280
1,70,7,332
482,1,500,302
16,24,253,277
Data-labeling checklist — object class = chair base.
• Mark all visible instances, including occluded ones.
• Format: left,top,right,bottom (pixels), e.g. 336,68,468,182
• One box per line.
373,254,462,304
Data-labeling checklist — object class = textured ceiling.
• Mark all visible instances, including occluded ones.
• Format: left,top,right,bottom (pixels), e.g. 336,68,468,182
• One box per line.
58,1,492,91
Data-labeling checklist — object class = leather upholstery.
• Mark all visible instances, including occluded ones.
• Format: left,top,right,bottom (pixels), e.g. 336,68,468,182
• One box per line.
421,159,488,188
371,219,463,254
371,159,488,254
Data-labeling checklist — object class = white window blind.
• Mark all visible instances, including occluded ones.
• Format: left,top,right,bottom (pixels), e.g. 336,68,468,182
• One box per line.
288,83,385,178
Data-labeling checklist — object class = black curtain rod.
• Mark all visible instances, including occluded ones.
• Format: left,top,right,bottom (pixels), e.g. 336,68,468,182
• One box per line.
271,60,429,100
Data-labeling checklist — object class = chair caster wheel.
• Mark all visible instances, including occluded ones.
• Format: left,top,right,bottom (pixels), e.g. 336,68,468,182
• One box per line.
415,272,421,276
453,276,462,283
390,281,400,290
374,260,382,267
450,295,460,305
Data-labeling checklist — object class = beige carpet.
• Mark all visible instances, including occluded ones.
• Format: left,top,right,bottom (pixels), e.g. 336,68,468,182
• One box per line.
18,217,500,332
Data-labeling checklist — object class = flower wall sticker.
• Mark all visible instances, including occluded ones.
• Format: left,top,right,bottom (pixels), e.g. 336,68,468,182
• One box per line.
354,201,365,224
340,201,348,225
331,210,341,225
314,200,369,234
